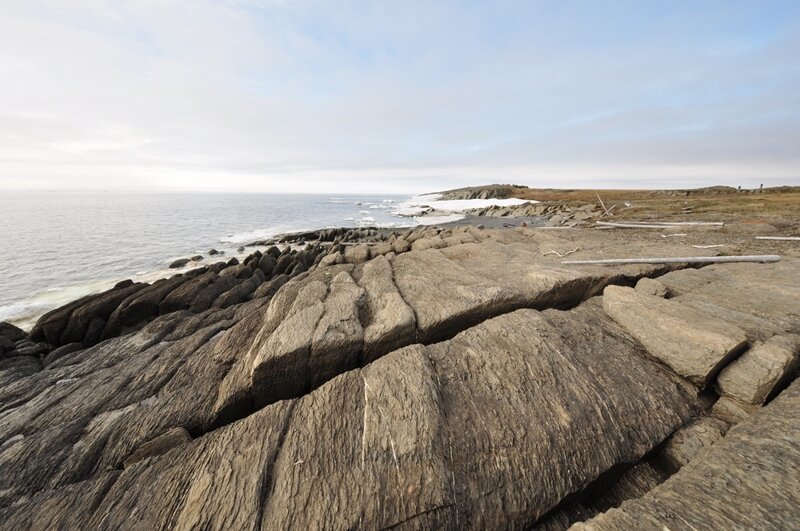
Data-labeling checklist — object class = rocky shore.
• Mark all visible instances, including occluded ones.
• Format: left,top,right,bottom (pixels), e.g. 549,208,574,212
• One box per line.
1,190,799,529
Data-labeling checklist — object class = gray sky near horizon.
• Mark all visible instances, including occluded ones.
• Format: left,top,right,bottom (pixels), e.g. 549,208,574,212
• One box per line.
1,1,799,194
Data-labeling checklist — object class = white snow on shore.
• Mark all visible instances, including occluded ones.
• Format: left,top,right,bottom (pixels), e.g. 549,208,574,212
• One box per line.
390,193,535,217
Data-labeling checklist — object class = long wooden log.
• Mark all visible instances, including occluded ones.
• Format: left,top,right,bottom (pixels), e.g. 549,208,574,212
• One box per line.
596,221,724,228
562,255,780,266
755,236,800,241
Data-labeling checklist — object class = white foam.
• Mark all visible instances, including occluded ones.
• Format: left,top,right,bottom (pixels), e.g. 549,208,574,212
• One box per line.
413,214,465,225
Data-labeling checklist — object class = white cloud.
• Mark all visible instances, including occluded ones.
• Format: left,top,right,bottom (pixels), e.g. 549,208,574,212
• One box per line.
0,1,798,192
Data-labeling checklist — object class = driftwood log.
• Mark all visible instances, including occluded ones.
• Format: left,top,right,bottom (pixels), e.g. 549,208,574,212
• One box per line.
596,221,724,229
563,255,780,266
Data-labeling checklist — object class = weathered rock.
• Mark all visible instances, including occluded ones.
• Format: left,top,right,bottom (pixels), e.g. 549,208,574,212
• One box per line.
1,228,798,529
30,294,99,345
411,237,433,251
159,271,217,314
273,254,293,275
656,416,729,473
0,322,26,343
319,251,342,267
635,277,668,298
710,396,757,424
123,427,192,468
344,244,370,264
12,342,51,358
212,273,263,309
602,285,749,386
252,274,289,299
57,282,147,345
103,275,188,338
392,238,411,254
574,380,800,530
370,241,393,256
43,342,84,366
655,261,800,342
0,336,15,356
716,334,800,405
83,317,106,346
188,275,240,313
358,256,416,362
169,258,190,269
257,254,275,276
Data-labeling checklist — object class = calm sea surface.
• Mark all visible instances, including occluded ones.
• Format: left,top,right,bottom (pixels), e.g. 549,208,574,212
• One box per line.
0,191,410,328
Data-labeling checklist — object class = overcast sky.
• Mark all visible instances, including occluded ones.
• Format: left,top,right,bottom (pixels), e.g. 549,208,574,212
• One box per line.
1,1,799,193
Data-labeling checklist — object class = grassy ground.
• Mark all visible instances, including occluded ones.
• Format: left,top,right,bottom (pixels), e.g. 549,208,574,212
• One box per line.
510,186,800,225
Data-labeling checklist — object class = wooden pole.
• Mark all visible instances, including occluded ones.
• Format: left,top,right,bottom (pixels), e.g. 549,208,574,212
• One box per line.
562,255,780,266
596,221,724,229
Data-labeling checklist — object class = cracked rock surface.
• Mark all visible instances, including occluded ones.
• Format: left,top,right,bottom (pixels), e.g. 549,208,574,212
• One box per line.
1,226,798,529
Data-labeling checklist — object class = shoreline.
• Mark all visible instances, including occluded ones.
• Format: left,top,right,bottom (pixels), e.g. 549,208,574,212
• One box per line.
1,185,799,528
0,194,543,329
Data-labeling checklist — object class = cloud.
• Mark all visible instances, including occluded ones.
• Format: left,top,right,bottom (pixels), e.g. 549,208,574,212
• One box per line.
0,0,798,192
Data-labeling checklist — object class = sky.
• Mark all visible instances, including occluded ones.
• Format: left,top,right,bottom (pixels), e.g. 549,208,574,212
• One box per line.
0,1,799,194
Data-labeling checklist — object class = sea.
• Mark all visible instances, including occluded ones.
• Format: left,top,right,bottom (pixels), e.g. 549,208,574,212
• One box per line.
0,191,417,329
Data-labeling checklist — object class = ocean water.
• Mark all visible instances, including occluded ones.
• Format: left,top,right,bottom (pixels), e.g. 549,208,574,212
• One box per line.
0,191,411,329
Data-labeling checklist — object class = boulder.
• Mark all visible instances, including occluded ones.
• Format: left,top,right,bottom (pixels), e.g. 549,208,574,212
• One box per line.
411,238,432,251
392,238,411,254
188,275,240,313
344,244,370,264
253,274,289,299
716,334,800,405
711,396,758,424
370,242,393,257
0,322,26,343
273,254,294,275
656,416,729,473
0,335,15,356
169,258,190,269
103,276,188,338
212,274,263,309
319,252,342,267
59,282,147,345
257,254,275,276
602,285,749,387
159,272,218,314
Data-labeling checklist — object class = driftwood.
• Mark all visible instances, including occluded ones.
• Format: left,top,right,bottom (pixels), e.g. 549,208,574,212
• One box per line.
562,255,780,266
692,245,726,249
596,221,723,229
543,247,579,258
755,236,800,241
596,193,611,217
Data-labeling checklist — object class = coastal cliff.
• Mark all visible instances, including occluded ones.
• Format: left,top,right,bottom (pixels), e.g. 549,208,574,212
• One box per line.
1,193,799,529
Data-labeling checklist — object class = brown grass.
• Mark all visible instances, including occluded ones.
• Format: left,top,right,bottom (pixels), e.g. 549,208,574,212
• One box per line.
510,187,800,223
